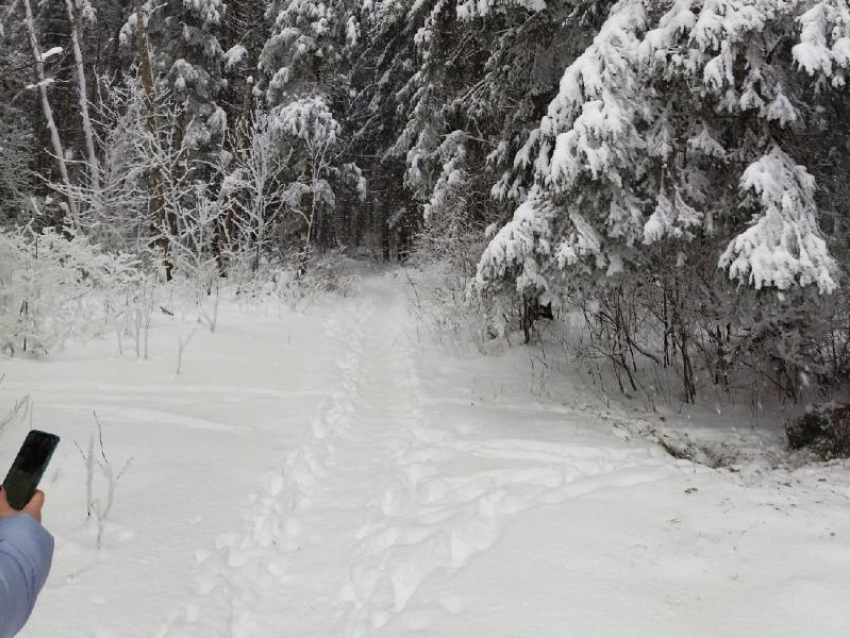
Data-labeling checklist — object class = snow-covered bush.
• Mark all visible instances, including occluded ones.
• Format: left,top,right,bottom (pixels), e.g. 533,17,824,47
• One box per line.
0,226,142,355
787,403,850,460
293,250,358,300
224,251,355,311
405,262,504,353
227,262,300,306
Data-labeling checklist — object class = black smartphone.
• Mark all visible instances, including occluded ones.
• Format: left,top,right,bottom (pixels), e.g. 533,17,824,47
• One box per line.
3,430,60,510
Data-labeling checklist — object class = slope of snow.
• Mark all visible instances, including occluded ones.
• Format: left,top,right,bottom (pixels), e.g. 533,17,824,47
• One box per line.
0,271,848,637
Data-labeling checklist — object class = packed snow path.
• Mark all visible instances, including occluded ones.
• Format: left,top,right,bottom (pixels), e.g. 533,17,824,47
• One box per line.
3,271,849,637
167,277,683,638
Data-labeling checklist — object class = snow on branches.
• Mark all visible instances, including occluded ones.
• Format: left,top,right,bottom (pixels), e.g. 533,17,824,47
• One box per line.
475,193,555,294
720,147,837,293
262,0,349,105
271,96,341,147
542,0,646,193
793,0,850,86
182,0,223,27
0,226,142,355
477,0,843,297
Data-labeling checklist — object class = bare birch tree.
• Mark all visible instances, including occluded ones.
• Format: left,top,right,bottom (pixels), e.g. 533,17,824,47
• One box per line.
64,0,100,194
134,0,173,279
21,0,76,226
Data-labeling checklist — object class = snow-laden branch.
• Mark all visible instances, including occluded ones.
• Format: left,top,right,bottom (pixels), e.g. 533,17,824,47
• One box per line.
720,147,837,294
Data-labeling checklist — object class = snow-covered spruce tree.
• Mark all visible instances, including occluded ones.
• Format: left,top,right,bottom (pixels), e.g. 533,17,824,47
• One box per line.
261,0,352,105
119,0,228,277
0,15,37,225
348,0,614,338
386,0,562,268
475,0,849,400
120,0,228,173
270,95,343,251
366,0,615,272
155,0,227,175
219,0,267,121
343,0,414,258
260,0,364,254
218,0,269,191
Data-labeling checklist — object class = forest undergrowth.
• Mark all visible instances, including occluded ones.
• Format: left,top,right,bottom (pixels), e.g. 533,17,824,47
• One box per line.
0,223,356,360
405,251,850,468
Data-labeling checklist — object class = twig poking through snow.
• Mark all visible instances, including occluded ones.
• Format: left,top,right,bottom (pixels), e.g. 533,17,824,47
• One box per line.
0,376,31,438
176,327,198,376
73,412,133,549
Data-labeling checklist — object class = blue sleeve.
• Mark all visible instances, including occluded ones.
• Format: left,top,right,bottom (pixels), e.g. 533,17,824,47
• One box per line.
0,515,54,638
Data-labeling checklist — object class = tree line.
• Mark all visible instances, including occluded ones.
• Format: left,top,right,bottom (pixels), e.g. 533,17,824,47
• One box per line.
1,0,849,402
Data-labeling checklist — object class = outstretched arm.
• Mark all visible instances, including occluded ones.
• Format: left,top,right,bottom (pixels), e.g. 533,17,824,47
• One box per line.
0,491,54,638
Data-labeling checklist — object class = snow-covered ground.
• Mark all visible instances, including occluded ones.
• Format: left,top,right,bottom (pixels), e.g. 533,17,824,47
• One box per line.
1,270,849,637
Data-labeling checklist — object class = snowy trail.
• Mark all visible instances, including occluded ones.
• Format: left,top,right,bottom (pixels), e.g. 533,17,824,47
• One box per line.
164,275,689,637
6,270,850,638
163,290,377,637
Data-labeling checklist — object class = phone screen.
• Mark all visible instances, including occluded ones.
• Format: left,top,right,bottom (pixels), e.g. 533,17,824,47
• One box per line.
3,430,60,510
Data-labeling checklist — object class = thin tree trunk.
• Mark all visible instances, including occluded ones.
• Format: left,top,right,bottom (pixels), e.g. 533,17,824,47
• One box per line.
217,76,255,273
671,286,696,404
382,197,391,261
662,283,670,367
170,100,185,241
0,0,20,39
22,0,76,226
64,0,100,193
305,157,319,254
135,0,172,280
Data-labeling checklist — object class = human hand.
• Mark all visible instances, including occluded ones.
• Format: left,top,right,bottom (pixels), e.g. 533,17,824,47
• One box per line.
0,488,45,524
